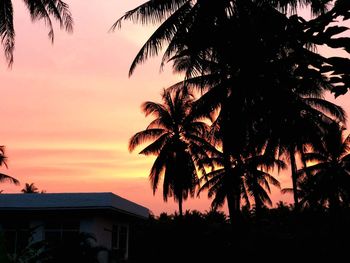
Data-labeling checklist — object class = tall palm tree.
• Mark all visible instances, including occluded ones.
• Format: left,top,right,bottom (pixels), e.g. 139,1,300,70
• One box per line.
0,146,19,185
297,122,350,211
117,0,350,222
159,0,349,213
129,89,211,216
21,182,39,193
0,0,73,66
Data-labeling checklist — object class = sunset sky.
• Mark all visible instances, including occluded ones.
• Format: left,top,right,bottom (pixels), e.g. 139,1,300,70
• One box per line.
0,0,349,215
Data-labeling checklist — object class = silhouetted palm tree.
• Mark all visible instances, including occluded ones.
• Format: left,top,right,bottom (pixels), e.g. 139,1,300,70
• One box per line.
199,147,284,219
0,146,19,185
21,183,39,193
268,94,346,210
117,0,350,222
0,0,73,66
129,89,211,216
297,122,350,211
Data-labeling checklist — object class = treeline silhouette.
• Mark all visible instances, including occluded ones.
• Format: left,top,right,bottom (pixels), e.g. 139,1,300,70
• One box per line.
130,208,350,262
116,0,350,227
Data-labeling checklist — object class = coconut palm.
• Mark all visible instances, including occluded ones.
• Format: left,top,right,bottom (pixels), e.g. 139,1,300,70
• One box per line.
267,92,346,210
175,5,347,210
0,0,73,66
0,146,19,185
198,146,284,219
117,0,350,222
129,89,211,216
21,183,39,193
297,122,350,211
242,157,284,216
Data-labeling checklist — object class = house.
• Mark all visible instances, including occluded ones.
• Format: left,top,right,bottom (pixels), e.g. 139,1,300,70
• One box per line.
0,192,149,262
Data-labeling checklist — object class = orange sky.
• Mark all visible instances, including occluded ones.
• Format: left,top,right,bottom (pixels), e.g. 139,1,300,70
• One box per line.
0,0,349,215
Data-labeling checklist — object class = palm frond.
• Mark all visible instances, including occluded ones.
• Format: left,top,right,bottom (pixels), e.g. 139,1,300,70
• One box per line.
210,187,226,210
167,73,220,94
149,150,168,195
160,2,200,68
191,83,226,121
302,152,326,162
56,0,74,32
258,189,273,207
111,0,189,28
183,121,210,136
257,171,281,188
198,168,225,196
0,0,14,66
142,101,167,117
139,132,170,155
23,0,55,41
303,97,346,123
112,0,191,76
129,128,166,152
0,146,8,168
0,173,19,185
264,0,331,16
340,133,350,157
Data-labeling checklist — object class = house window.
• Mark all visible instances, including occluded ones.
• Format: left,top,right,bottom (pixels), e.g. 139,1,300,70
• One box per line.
1,221,30,254
111,224,129,260
44,220,79,245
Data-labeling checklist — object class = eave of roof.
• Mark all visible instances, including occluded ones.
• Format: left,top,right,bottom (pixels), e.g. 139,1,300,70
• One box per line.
0,192,149,219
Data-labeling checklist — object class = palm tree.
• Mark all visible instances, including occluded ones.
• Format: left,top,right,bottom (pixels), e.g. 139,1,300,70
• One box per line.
0,146,19,185
198,146,284,219
0,0,73,66
129,89,211,216
21,183,39,193
117,0,350,222
297,122,350,211
242,157,284,216
268,93,346,210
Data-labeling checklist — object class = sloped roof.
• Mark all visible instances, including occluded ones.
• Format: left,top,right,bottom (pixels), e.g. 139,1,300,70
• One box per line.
0,192,149,219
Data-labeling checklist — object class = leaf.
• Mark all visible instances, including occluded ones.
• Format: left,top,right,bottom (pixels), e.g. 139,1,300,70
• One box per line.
329,76,343,84
325,37,350,50
335,0,350,15
332,85,348,98
0,0,14,66
327,57,350,74
0,173,19,185
343,12,350,21
320,65,334,73
323,26,349,38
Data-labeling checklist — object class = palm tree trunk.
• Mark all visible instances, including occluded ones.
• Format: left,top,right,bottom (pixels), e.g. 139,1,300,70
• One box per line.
226,190,238,223
221,99,243,226
178,196,183,217
329,194,340,214
253,191,263,218
289,145,300,211
223,152,242,226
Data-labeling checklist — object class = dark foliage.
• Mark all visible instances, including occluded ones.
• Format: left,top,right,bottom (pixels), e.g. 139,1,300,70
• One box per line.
129,208,350,262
